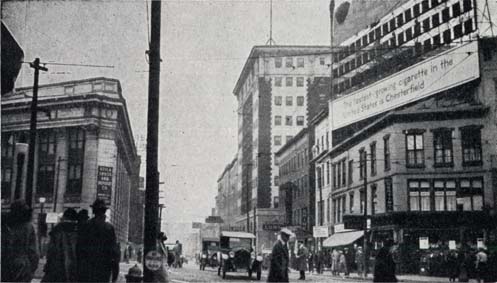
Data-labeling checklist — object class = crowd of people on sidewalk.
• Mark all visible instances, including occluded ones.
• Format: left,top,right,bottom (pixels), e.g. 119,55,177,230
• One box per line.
1,198,121,282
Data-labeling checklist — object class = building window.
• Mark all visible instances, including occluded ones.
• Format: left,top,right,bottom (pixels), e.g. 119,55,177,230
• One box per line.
461,126,482,166
433,129,453,167
348,160,354,184
371,184,378,215
285,96,293,106
319,57,325,65
349,192,354,213
275,77,282,87
452,2,461,16
37,130,57,196
360,189,365,214
285,77,293,87
286,136,293,143
274,196,279,208
297,96,304,106
297,58,305,68
432,13,440,27
442,7,451,23
275,58,282,68
370,142,377,176
296,116,304,126
434,180,457,211
285,116,292,126
408,180,431,211
384,135,391,171
337,161,342,188
275,115,282,126
405,9,412,22
274,176,279,186
332,163,337,189
458,178,483,211
406,130,425,167
1,132,16,200
275,96,282,106
341,159,347,187
359,148,365,179
326,198,331,223
296,77,305,87
66,128,85,196
285,57,293,68
274,136,282,146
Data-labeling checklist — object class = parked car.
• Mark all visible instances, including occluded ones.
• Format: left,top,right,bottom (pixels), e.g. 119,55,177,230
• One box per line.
216,231,262,280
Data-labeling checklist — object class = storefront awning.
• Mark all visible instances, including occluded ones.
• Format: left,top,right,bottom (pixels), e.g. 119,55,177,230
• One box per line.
323,230,364,248
220,231,256,239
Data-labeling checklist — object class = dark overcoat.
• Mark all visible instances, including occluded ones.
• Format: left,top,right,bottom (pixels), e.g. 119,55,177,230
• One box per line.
267,240,289,282
373,247,398,282
77,217,120,282
42,222,78,282
296,245,309,271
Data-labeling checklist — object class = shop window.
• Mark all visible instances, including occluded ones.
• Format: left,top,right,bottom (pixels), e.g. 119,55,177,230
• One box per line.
285,116,292,126
296,116,304,126
458,178,483,211
285,57,293,68
433,129,453,167
275,77,282,87
274,115,282,126
461,126,482,166
406,130,425,167
297,57,305,68
275,58,282,68
370,142,377,176
409,180,431,211
274,96,282,106
296,77,305,87
285,96,293,106
286,77,293,87
274,136,282,146
66,128,85,196
434,180,457,211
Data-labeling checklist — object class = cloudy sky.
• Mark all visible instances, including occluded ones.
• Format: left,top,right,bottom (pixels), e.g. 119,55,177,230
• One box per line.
2,0,332,225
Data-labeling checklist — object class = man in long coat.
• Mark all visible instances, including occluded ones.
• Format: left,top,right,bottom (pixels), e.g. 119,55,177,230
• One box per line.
268,228,292,282
296,242,309,280
77,199,120,282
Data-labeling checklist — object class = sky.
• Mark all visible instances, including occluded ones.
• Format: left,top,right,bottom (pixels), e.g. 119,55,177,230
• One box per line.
2,0,332,225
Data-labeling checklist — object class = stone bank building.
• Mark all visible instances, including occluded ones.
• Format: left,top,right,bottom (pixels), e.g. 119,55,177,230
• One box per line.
1,77,140,246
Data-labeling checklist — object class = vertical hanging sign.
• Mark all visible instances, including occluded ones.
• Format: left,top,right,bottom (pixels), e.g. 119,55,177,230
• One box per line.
97,166,113,205
385,178,393,212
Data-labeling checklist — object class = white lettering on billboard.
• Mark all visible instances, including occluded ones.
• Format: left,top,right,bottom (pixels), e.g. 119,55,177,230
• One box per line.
331,42,480,129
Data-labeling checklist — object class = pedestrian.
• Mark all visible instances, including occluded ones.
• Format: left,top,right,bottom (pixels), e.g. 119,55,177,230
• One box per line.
41,208,79,282
344,247,353,276
128,244,134,261
475,248,488,283
458,249,470,282
137,247,143,264
268,228,292,282
77,199,120,282
308,251,314,274
296,242,308,280
331,248,339,275
355,246,364,277
174,240,182,268
338,250,348,277
0,200,39,282
446,250,459,282
373,241,397,282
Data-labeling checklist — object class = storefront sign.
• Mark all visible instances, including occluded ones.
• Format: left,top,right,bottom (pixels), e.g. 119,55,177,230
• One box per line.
419,237,429,249
46,212,59,224
96,166,113,205
313,226,329,238
449,240,457,250
331,41,479,129
385,178,393,212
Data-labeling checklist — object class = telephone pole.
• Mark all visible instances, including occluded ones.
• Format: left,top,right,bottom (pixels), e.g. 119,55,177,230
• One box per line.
25,58,48,208
143,0,161,281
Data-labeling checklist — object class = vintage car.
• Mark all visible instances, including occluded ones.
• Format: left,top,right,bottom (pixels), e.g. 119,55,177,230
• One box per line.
200,238,220,270
217,231,262,280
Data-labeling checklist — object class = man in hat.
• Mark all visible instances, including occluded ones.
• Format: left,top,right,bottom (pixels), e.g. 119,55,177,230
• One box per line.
268,228,292,282
77,199,120,282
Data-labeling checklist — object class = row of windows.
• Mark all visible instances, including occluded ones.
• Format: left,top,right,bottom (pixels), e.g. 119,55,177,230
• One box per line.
292,207,308,227
408,178,483,212
274,135,294,146
274,77,306,87
274,57,306,69
279,148,309,176
291,175,309,200
274,115,305,126
274,96,305,106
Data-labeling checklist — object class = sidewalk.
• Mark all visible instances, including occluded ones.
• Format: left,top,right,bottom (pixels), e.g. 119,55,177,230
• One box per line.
306,270,480,283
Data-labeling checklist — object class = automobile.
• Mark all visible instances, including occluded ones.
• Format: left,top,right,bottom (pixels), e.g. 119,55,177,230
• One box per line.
200,238,220,270
162,243,183,267
216,231,262,280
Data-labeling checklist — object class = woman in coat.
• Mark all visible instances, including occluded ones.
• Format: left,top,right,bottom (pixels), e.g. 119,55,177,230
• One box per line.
42,208,79,282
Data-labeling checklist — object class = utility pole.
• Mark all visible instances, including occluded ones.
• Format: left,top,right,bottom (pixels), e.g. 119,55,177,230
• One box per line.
143,0,161,281
329,0,335,100
362,151,369,278
25,58,47,208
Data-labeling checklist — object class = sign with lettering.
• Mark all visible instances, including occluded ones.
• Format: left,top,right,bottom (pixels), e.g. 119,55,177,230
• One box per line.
331,41,479,129
96,166,113,205
385,178,393,212
313,226,329,238
419,237,429,249
145,250,163,271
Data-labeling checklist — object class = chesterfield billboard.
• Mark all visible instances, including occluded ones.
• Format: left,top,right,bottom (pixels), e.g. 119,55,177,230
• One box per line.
331,41,480,129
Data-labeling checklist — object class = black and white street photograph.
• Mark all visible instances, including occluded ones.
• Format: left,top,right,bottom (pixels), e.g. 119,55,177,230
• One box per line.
1,0,497,282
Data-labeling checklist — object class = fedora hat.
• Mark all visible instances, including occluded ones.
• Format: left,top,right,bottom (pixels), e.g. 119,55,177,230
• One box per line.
91,199,108,210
